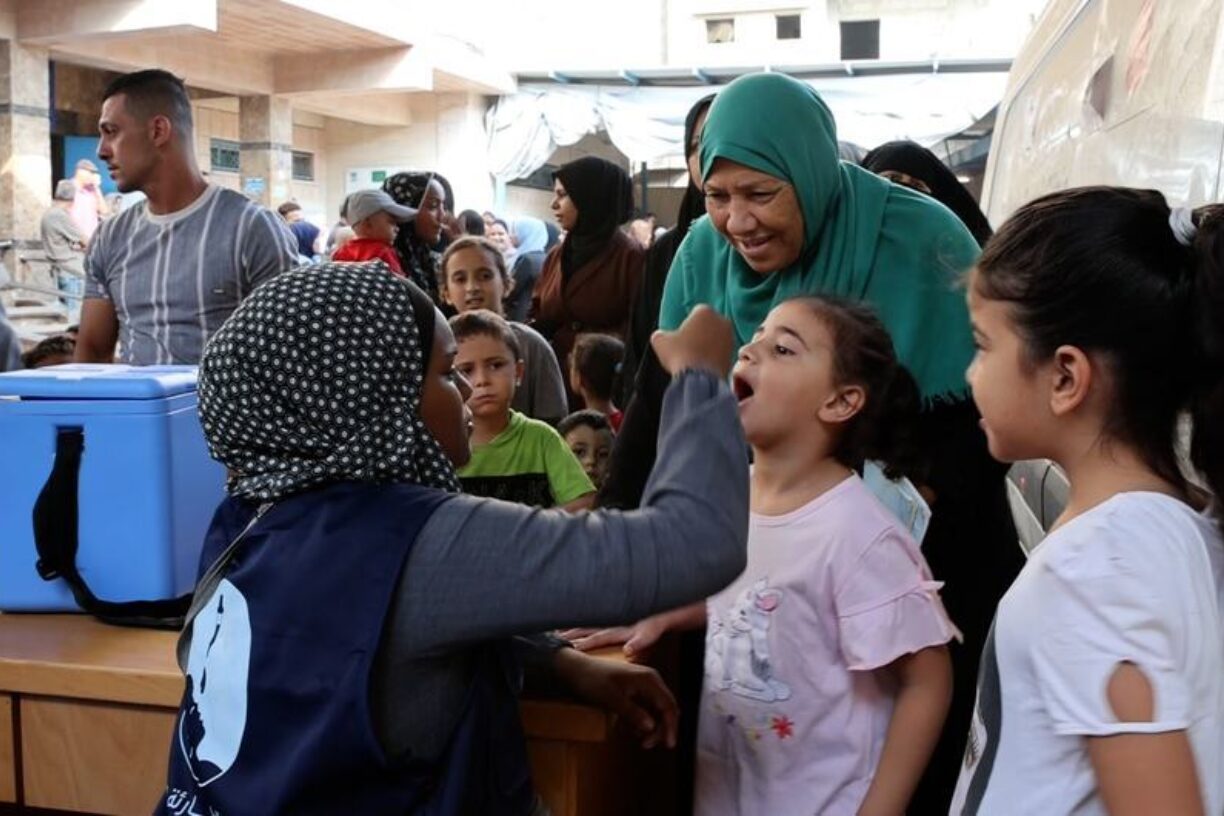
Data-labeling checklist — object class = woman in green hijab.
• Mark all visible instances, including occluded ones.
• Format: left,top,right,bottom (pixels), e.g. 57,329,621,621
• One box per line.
659,72,977,404
605,73,1022,812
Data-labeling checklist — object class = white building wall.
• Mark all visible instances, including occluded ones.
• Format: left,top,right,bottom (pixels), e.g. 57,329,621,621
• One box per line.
467,0,1044,71
189,93,499,233
322,92,495,225
667,0,1046,66
454,0,668,72
191,99,329,224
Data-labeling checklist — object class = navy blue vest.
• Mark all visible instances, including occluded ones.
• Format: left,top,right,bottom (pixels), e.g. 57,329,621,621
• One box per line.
159,482,535,815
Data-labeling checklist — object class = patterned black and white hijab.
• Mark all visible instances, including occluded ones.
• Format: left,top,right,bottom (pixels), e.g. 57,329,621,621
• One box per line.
198,261,461,502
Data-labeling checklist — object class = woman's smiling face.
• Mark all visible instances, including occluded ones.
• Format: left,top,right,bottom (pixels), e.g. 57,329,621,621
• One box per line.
703,158,805,274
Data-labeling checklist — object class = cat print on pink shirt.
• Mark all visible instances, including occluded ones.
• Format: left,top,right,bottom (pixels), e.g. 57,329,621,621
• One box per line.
705,579,792,703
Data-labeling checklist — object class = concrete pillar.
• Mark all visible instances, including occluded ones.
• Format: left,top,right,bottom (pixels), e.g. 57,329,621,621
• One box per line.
238,95,292,209
0,39,51,270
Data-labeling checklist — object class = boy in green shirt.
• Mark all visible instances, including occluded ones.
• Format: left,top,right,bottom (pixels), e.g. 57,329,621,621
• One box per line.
452,310,596,510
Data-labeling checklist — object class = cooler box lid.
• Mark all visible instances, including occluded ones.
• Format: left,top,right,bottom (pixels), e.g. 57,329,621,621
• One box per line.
0,364,199,400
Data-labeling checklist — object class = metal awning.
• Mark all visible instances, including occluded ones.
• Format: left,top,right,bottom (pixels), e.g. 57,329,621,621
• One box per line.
487,63,1013,182
517,58,1012,88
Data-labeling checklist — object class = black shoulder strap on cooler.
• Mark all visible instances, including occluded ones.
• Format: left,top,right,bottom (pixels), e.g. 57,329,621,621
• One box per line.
31,427,192,630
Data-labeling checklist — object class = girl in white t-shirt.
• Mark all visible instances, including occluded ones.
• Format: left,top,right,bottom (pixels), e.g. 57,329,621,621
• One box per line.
950,187,1224,816
566,296,959,814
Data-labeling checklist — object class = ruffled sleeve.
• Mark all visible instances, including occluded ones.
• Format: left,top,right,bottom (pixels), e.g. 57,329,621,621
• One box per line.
834,529,961,671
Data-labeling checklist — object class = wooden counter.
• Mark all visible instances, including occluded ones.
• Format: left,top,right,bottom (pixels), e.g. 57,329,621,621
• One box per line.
0,614,667,815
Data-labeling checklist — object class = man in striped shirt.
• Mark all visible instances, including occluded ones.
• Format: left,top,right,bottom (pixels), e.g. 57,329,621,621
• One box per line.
75,70,298,366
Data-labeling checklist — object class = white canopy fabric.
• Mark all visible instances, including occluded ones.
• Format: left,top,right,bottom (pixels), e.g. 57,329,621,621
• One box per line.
485,73,1007,182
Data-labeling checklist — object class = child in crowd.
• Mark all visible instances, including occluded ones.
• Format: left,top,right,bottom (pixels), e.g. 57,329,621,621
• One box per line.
486,219,513,256
440,236,568,425
570,333,625,430
558,410,614,490
21,334,75,368
564,296,957,814
949,188,1224,814
330,189,416,276
452,310,595,510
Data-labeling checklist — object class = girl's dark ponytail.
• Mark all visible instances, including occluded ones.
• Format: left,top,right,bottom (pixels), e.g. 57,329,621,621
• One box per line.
977,187,1224,524
1188,205,1224,507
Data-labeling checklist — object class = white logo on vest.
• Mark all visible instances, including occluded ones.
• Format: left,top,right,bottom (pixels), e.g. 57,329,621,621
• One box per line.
178,579,252,787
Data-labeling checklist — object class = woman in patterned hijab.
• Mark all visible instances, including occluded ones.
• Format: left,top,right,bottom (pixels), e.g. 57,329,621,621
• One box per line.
161,259,749,814
199,260,467,500
383,171,452,304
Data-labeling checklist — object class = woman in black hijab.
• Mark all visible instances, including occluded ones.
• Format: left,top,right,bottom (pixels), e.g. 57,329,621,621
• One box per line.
382,171,452,303
602,95,715,508
862,141,994,247
620,94,715,408
532,156,644,389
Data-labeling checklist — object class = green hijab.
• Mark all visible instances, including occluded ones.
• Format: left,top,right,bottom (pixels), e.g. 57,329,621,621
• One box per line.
658,73,979,403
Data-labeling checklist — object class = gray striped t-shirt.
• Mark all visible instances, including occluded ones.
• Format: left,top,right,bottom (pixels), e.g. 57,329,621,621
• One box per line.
85,185,298,365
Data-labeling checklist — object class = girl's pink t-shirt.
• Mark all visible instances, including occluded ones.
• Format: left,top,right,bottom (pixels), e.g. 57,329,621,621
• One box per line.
695,474,958,816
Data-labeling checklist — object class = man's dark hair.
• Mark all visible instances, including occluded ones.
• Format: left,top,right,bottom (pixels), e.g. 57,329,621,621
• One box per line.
278,201,302,218
102,69,193,139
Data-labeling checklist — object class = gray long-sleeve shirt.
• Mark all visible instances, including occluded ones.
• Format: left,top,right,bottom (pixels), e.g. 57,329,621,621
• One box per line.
179,370,748,767
371,369,749,760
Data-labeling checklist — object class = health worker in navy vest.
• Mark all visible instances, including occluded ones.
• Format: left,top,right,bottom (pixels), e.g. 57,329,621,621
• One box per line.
158,260,749,815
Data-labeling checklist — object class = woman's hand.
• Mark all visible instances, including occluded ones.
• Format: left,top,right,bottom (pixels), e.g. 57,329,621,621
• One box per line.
557,615,671,663
556,626,633,651
652,305,735,379
551,648,678,749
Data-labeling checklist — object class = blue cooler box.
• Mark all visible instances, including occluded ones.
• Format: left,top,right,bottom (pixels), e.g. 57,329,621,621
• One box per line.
0,364,226,611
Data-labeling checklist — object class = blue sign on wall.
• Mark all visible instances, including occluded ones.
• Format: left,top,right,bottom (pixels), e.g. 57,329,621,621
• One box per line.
62,135,117,195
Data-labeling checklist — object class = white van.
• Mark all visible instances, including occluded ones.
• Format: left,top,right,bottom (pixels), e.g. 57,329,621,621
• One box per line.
981,0,1221,548
983,0,1224,222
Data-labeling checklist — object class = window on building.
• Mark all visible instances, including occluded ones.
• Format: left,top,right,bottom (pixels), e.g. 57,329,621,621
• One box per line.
706,18,735,44
209,138,240,173
776,14,802,40
292,151,315,182
840,19,880,59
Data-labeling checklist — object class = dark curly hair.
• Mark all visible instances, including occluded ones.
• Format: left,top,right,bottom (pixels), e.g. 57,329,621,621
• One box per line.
788,296,925,482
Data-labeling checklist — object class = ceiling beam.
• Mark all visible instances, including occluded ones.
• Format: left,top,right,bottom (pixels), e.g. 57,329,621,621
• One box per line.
277,0,417,46
292,91,414,127
18,0,217,45
272,47,433,95
51,36,273,96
